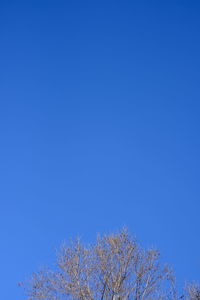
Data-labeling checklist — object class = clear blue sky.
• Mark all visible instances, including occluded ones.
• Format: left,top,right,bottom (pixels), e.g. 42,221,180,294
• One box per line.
1,1,200,299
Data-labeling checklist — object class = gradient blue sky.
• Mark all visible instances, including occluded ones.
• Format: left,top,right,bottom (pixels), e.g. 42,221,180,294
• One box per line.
1,1,200,299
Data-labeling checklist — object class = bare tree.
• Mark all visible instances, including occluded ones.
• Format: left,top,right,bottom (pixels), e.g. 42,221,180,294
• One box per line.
184,283,200,300
21,229,177,300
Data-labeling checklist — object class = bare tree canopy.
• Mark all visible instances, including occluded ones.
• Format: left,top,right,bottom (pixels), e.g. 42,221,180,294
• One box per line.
22,228,179,300
184,283,200,300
